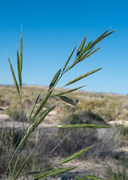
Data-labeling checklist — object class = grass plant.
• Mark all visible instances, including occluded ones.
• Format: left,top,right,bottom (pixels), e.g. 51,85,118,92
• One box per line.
2,28,115,180
106,164,128,180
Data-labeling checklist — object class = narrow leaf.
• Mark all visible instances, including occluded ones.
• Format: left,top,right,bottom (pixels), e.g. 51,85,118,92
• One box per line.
54,85,86,97
8,57,20,95
64,47,98,73
76,177,85,180
32,168,63,178
59,96,76,106
103,30,116,39
85,175,105,180
64,60,79,73
27,106,55,134
63,45,76,72
64,48,92,73
57,124,110,129
34,167,77,179
17,106,55,149
77,47,101,63
89,29,110,49
17,49,22,88
13,155,30,180
60,146,91,164
65,68,102,86
27,93,41,122
20,30,23,73
65,29,115,74
77,36,86,56
33,168,65,178
49,69,61,91
33,91,52,119
76,40,93,60
89,29,114,49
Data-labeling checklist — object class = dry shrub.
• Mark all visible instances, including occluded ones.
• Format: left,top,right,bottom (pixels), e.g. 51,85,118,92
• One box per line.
78,99,102,111
66,110,105,124
0,127,52,177
122,102,128,110
0,99,10,106
98,109,117,121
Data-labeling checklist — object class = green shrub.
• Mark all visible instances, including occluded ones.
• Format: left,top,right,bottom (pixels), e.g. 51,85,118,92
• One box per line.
67,110,105,124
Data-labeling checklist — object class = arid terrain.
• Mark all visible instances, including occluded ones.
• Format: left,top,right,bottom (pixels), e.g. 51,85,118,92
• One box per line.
1,85,128,179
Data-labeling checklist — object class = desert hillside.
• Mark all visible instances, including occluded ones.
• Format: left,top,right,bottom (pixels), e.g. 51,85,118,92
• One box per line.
1,85,128,124
1,85,128,179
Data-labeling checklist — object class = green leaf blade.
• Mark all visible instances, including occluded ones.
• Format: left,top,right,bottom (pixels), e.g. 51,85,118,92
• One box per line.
85,175,105,180
77,36,86,56
103,30,116,39
63,45,76,72
13,155,29,180
20,30,23,73
76,177,85,180
27,93,41,122
76,40,93,60
54,85,86,97
60,146,91,164
49,69,61,91
17,106,55,149
34,167,77,179
33,91,52,119
59,96,76,106
8,57,20,95
65,68,102,86
57,124,110,129
17,49,22,88
77,47,101,63
89,28,115,49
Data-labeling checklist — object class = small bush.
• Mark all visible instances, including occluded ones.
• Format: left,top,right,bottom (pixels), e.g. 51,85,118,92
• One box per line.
99,109,117,121
0,99,10,106
122,102,128,110
67,110,105,125
78,99,102,111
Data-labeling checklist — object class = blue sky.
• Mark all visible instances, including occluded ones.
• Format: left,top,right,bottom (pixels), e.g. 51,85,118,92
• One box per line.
0,0,128,94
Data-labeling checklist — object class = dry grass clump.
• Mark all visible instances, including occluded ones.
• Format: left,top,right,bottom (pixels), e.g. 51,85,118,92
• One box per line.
105,164,128,180
0,127,52,177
